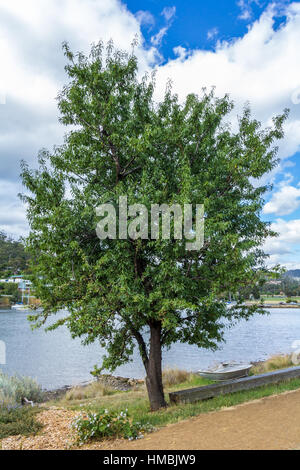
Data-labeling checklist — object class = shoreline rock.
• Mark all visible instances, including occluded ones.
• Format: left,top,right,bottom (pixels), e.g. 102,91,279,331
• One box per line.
42,357,284,402
42,375,145,401
96,374,145,391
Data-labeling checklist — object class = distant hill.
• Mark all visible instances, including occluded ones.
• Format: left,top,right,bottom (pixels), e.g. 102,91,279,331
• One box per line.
0,231,30,277
284,269,300,279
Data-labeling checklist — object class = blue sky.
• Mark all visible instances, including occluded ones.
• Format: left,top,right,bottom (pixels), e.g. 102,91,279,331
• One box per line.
1,0,300,269
127,0,284,57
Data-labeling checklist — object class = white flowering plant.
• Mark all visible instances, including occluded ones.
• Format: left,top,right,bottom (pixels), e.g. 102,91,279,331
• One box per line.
71,408,154,444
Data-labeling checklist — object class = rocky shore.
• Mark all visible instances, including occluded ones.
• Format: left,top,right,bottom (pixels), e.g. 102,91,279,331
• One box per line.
96,374,144,391
43,374,145,401
44,360,276,402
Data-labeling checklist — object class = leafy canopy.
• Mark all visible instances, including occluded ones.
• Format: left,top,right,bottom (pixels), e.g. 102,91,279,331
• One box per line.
21,41,287,372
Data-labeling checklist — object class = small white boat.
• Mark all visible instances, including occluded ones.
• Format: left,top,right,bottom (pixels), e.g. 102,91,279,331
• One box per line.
198,362,252,381
11,304,30,311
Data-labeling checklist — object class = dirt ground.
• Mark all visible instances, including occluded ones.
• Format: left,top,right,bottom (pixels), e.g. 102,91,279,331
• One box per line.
2,389,300,450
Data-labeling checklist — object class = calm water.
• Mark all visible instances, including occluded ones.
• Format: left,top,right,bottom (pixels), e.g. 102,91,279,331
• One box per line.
1,308,300,390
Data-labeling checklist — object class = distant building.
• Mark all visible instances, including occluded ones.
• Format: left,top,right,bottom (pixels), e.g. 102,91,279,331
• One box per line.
0,275,32,287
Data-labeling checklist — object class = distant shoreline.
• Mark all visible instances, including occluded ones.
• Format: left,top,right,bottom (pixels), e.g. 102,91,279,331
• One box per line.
244,303,300,308
2,304,300,310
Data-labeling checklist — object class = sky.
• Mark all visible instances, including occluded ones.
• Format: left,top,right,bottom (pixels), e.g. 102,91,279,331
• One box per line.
1,0,300,269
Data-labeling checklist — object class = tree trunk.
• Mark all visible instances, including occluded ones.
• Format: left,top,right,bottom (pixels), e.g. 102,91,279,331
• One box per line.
145,322,167,411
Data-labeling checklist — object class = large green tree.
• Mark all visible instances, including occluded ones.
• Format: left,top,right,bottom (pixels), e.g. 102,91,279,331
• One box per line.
21,42,287,410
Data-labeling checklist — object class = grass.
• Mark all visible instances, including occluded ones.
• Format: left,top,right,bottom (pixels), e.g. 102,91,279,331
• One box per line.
0,370,44,408
0,370,45,441
162,368,193,387
0,406,42,440
252,294,300,303
53,355,300,433
251,354,294,375
65,381,116,401
246,295,300,304
57,376,300,431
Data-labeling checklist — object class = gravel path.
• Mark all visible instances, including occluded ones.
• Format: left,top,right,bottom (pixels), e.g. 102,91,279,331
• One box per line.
120,389,300,450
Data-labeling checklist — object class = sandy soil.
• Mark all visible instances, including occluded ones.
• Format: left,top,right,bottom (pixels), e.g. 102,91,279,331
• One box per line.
2,389,300,450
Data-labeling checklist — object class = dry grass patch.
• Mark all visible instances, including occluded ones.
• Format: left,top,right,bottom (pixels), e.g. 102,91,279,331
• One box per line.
252,354,294,375
65,382,115,401
162,368,194,387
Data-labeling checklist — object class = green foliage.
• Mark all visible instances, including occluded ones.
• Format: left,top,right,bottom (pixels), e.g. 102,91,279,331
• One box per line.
0,371,44,408
0,231,30,277
20,41,288,406
72,408,154,444
282,276,300,297
0,406,42,439
0,283,22,304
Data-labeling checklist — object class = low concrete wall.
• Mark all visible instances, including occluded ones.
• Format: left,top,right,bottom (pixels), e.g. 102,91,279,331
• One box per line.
169,366,300,404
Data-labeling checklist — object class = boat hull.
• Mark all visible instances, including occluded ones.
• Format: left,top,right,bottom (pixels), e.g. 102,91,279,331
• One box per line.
198,365,252,381
11,305,30,311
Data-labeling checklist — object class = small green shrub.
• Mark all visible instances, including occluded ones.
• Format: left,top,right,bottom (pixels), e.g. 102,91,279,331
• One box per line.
0,370,44,408
0,406,42,439
72,409,155,444
0,283,22,304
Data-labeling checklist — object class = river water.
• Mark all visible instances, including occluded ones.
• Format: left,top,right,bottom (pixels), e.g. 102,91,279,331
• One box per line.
1,308,300,390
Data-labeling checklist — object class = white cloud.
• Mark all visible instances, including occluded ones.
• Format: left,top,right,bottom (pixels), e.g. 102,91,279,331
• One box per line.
263,218,300,268
173,46,188,61
237,0,262,21
0,0,157,111
151,6,176,47
0,0,158,179
135,10,155,29
271,219,300,245
263,184,300,216
151,27,169,47
161,6,176,22
0,180,28,237
207,27,219,40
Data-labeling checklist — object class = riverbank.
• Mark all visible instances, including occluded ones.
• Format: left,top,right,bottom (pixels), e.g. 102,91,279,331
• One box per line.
245,303,300,308
2,356,300,450
42,375,145,401
41,357,288,400
4,389,300,450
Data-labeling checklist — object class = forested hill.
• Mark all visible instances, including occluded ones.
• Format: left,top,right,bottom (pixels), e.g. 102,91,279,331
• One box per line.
0,231,30,277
